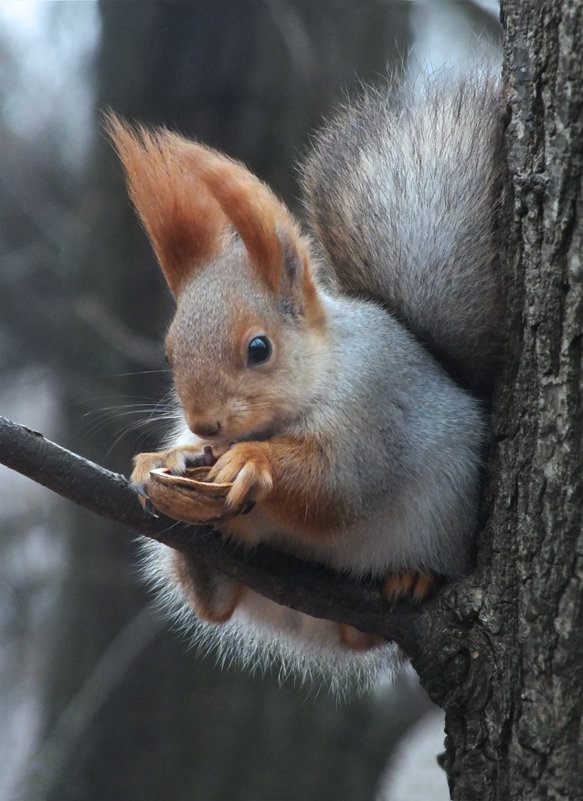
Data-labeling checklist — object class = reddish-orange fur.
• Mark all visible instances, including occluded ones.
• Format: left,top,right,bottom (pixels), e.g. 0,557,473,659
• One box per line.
106,115,227,295
108,112,324,327
383,571,438,602
180,144,286,291
264,437,350,535
209,437,350,545
185,144,324,326
171,550,244,623
339,625,385,650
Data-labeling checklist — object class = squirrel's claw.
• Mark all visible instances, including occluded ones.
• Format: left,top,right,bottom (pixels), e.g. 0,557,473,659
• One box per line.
143,497,159,518
131,482,160,517
208,441,274,511
383,570,439,603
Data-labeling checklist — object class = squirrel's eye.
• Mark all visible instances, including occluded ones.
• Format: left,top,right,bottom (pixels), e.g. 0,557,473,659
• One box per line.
247,335,272,367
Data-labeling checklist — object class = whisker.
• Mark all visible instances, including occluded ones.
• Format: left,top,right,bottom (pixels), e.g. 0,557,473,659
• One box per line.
79,394,181,449
104,413,181,459
106,369,172,378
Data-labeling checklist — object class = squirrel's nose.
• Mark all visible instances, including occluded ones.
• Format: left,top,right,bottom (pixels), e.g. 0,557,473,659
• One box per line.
190,420,222,438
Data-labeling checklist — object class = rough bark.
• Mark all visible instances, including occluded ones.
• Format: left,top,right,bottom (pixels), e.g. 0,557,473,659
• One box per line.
432,3,583,799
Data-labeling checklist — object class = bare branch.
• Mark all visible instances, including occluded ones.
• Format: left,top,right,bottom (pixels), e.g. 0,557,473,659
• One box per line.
0,415,428,658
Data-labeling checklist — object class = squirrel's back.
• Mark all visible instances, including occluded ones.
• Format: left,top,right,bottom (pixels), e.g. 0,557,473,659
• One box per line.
302,72,503,391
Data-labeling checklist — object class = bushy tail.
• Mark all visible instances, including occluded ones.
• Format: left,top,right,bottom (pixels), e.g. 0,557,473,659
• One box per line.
302,72,504,392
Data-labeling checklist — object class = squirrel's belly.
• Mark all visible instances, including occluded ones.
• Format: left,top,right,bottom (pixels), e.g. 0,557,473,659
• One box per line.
222,498,447,578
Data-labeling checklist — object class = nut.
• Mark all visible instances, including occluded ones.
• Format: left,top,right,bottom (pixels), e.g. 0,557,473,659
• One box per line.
147,466,234,524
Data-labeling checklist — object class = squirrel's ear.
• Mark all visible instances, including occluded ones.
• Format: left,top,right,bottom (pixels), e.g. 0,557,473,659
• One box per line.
106,112,227,296
179,145,307,291
275,228,322,320
107,113,322,318
183,144,324,321
185,149,282,290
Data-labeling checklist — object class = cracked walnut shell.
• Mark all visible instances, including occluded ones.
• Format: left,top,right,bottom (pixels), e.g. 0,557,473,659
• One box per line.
147,466,235,524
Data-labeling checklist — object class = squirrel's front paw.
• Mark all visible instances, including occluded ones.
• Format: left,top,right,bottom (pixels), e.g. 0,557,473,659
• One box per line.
132,445,212,484
130,444,220,510
208,441,274,511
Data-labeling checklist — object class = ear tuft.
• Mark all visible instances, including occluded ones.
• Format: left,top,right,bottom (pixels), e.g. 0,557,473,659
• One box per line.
106,112,227,296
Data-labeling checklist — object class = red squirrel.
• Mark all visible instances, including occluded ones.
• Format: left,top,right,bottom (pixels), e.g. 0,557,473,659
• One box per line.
108,72,502,685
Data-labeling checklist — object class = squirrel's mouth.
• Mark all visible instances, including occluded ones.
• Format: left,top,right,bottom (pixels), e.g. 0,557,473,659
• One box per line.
186,402,299,446
189,421,222,439
219,420,282,446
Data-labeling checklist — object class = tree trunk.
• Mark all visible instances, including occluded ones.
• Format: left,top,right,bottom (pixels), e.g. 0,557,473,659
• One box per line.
425,2,583,798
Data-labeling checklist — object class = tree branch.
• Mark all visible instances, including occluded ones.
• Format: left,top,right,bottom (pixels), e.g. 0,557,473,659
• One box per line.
0,415,431,660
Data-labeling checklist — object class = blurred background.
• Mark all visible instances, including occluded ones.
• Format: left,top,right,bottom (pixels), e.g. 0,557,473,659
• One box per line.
0,2,499,799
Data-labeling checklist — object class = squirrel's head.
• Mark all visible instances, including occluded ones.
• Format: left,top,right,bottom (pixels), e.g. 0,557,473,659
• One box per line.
108,114,328,442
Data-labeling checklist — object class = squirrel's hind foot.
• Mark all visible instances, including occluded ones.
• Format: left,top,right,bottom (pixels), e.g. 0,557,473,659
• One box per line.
383,570,439,603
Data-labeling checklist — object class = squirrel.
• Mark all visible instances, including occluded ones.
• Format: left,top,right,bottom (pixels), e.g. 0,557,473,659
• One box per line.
108,70,503,688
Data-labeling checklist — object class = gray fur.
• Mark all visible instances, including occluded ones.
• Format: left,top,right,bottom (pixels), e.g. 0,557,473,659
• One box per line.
302,71,503,391
138,71,502,690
